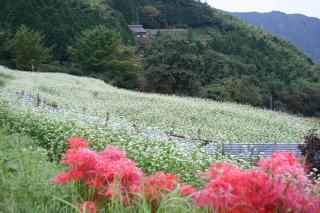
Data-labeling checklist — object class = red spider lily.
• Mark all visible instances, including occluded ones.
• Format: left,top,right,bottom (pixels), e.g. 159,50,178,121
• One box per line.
195,170,278,212
143,172,180,202
68,137,91,149
142,172,180,212
54,138,142,205
281,188,320,213
79,201,97,213
100,147,127,161
195,152,320,213
179,184,197,197
208,162,243,179
55,169,84,184
258,152,309,188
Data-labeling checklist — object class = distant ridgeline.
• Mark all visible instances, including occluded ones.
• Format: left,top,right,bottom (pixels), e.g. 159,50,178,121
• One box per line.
233,11,320,64
0,0,320,116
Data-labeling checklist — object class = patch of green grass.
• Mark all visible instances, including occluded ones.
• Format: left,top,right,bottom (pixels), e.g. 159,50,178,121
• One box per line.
0,72,13,87
39,85,56,95
0,129,80,213
306,117,320,127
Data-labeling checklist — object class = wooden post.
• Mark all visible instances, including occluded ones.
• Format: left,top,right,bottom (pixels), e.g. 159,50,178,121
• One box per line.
169,128,174,136
168,129,174,141
197,128,202,140
36,94,40,107
220,141,224,155
201,139,210,147
105,112,110,126
251,143,255,158
133,124,139,134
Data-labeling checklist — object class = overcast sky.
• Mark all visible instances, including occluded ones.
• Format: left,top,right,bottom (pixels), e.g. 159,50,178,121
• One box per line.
206,0,320,18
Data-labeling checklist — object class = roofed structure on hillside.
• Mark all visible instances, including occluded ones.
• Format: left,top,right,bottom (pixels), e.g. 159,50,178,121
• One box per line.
128,25,149,37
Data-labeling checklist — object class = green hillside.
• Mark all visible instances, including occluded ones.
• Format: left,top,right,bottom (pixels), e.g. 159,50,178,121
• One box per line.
0,0,319,116
0,0,133,61
1,66,317,143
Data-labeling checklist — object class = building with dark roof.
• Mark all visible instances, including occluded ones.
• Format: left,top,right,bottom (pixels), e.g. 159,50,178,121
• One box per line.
128,25,149,37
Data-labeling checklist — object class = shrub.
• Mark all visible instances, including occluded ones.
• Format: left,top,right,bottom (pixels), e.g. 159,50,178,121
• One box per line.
299,129,320,177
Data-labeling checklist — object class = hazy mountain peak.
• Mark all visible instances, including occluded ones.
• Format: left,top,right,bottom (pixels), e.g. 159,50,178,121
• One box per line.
233,11,320,64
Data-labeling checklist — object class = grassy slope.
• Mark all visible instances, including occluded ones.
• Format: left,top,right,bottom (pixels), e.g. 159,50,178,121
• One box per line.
0,129,79,213
1,67,318,143
0,71,12,87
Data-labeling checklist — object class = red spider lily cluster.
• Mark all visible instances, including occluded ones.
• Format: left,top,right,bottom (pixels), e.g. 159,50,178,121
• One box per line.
55,137,142,205
144,172,180,202
142,171,196,209
55,137,320,213
195,152,320,212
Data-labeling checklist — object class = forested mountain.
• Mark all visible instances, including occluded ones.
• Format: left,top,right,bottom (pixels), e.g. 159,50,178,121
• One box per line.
109,0,217,28
0,0,133,61
0,0,320,116
233,11,320,64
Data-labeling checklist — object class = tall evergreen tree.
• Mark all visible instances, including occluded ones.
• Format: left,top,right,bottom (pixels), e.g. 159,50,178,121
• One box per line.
7,25,52,71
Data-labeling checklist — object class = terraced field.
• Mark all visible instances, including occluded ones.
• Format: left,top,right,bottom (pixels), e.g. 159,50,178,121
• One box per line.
1,66,318,144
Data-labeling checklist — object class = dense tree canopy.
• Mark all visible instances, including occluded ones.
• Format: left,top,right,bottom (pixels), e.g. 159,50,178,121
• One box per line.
110,0,215,28
0,0,132,61
221,76,263,107
144,36,202,96
70,25,143,89
0,29,10,65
